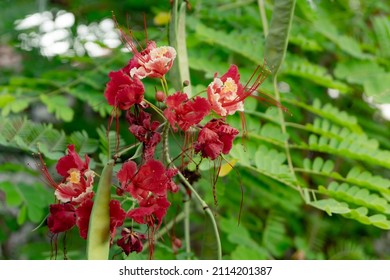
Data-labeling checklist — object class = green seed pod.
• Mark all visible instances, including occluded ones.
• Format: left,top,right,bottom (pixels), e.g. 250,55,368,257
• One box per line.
87,160,114,260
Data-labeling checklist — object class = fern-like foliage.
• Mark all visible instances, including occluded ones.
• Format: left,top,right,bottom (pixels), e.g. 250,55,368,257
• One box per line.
0,116,98,159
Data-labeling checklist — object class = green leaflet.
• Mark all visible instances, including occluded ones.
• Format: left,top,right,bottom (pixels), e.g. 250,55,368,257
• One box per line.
230,144,296,187
40,95,74,122
372,16,390,59
0,116,99,160
87,160,114,260
334,60,390,103
219,217,269,260
0,182,52,225
67,85,112,117
310,12,373,60
69,131,99,156
334,60,386,85
307,133,390,169
319,182,390,215
262,212,291,258
363,73,390,103
191,17,265,65
0,116,66,159
286,98,362,133
265,0,296,75
309,199,350,216
283,54,349,92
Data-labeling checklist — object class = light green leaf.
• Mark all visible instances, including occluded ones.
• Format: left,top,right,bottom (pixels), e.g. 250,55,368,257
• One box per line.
40,95,74,122
309,199,350,215
231,245,268,260
0,181,23,206
363,73,390,104
334,60,386,85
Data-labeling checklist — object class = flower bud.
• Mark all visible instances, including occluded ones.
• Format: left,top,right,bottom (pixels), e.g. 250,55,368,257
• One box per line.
155,90,166,102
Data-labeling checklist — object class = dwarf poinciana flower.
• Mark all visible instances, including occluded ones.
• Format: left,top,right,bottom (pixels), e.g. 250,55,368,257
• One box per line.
117,228,146,255
39,145,94,205
124,41,176,79
47,203,77,234
126,110,161,161
127,195,171,227
117,159,178,200
56,144,90,176
194,119,239,160
75,198,126,241
164,92,211,132
207,64,267,117
104,69,145,110
54,168,94,205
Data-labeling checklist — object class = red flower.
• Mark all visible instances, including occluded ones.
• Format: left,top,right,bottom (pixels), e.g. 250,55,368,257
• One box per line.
54,169,94,205
47,203,76,234
117,228,146,255
127,195,170,227
56,144,89,177
207,64,267,116
104,70,145,110
207,65,244,116
194,119,239,160
75,198,93,239
163,92,211,131
41,144,95,206
117,160,178,200
75,199,126,241
109,200,126,242
126,110,161,161
125,41,176,79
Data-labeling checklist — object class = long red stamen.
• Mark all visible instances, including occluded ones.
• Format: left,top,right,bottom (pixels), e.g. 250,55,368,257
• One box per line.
143,13,148,44
251,92,290,114
112,12,147,64
34,152,58,190
222,63,268,107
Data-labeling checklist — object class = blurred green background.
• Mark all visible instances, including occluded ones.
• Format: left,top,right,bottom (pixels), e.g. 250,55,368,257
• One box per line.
1,0,390,260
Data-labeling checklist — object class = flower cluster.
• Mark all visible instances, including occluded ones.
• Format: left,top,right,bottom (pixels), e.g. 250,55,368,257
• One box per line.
42,32,267,258
43,145,126,242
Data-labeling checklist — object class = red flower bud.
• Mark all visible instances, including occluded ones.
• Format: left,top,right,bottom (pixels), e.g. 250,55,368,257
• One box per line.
155,90,166,102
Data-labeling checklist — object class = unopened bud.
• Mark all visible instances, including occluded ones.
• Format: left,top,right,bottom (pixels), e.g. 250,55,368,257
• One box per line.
183,80,190,87
172,237,182,253
155,91,166,102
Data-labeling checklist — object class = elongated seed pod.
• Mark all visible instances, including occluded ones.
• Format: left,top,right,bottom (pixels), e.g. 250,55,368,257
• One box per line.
87,160,114,260
265,0,296,75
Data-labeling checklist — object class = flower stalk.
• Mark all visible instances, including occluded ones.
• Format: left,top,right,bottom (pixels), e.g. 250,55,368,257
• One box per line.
162,121,222,260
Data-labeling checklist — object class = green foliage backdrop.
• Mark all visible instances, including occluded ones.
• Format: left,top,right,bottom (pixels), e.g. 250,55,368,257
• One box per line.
1,0,390,260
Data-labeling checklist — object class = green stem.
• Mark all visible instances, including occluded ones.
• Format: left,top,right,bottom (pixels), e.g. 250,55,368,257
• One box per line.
142,211,186,252
176,169,222,259
184,200,191,259
113,143,140,159
273,77,305,200
258,0,269,36
162,122,222,260
218,0,255,11
143,99,165,120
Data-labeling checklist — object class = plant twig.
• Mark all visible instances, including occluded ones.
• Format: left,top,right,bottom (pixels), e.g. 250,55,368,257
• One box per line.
184,198,191,259
162,122,222,260
258,0,269,36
